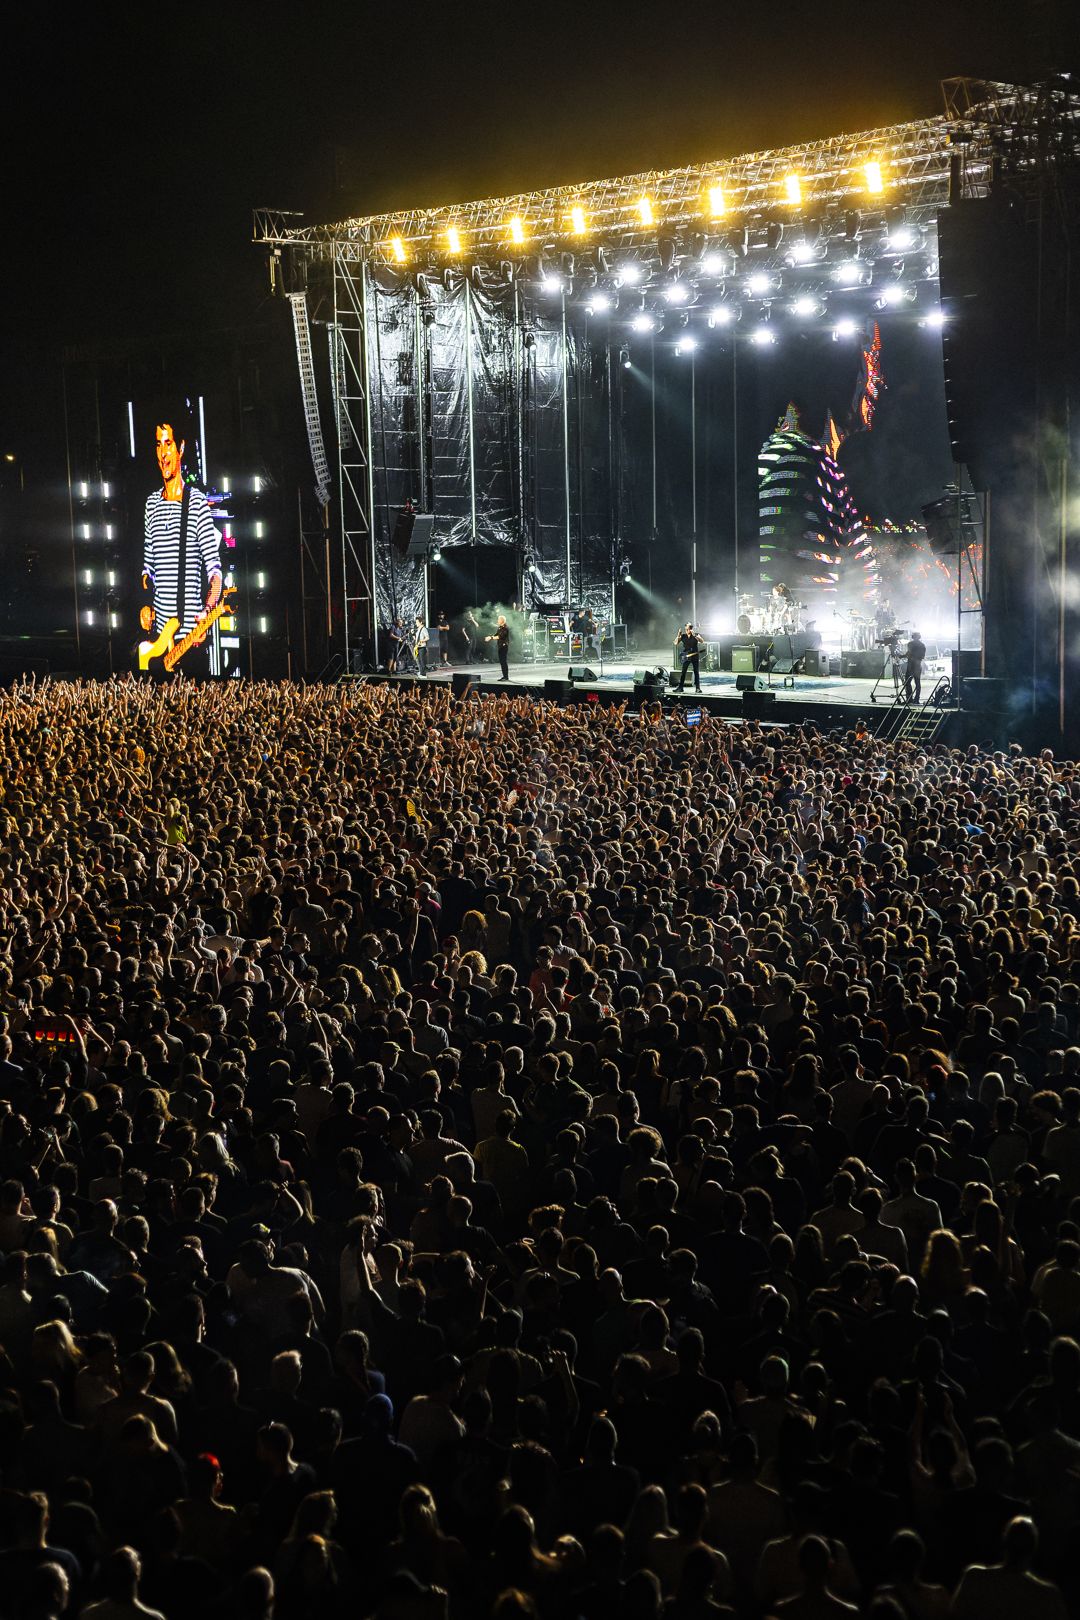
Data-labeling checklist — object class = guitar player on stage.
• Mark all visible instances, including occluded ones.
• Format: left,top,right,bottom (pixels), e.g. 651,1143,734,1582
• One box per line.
140,408,222,675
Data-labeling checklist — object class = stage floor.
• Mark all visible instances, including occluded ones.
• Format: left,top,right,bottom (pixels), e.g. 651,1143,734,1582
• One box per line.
395,646,952,716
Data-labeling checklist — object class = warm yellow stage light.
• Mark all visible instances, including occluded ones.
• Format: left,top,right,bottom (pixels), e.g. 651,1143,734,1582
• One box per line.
708,182,726,217
570,205,587,234
783,174,802,205
446,226,462,254
390,236,406,263
636,196,654,226
509,216,525,244
864,160,884,194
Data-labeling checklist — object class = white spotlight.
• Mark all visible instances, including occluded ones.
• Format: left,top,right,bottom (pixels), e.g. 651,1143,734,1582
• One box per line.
617,262,642,285
790,239,816,264
747,273,771,296
664,282,689,304
792,296,820,318
922,308,947,328
709,305,735,326
587,293,611,313
752,325,776,347
540,275,561,294
833,318,858,339
833,260,863,285
631,313,655,333
879,282,907,306
701,252,727,275
887,223,916,251
675,336,698,355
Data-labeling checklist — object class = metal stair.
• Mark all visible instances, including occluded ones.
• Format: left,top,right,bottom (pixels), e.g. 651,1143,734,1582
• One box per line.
287,292,331,509
876,675,953,745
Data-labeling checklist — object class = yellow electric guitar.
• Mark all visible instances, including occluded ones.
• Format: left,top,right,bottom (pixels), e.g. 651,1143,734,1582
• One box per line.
138,587,236,673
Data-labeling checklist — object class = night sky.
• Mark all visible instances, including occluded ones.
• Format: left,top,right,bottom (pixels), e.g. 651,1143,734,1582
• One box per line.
1,0,1073,465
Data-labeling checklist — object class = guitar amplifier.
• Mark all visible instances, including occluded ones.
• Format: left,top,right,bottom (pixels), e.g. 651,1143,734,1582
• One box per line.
731,645,757,673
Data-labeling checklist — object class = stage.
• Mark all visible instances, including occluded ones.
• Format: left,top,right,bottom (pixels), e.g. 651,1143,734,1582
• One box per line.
371,645,956,728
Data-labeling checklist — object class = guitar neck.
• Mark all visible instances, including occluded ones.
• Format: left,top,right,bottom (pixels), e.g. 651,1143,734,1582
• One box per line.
163,593,233,672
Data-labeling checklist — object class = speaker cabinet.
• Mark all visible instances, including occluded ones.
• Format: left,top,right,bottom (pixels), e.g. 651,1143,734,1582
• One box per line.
731,645,757,673
451,672,479,698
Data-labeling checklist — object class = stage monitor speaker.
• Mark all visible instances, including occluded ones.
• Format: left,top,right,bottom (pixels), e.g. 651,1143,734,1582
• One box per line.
802,649,829,677
451,672,479,698
731,646,757,673
567,665,598,681
742,691,777,717
544,679,575,702
770,657,797,676
735,674,764,692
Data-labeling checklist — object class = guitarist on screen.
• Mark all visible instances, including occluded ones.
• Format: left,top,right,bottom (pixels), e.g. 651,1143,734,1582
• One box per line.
139,406,223,675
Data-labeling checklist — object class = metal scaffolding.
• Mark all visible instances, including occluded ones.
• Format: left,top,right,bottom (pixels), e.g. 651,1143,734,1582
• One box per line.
253,78,1061,668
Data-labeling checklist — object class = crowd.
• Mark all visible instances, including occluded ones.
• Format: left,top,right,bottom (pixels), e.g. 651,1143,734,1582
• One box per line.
0,672,1079,1619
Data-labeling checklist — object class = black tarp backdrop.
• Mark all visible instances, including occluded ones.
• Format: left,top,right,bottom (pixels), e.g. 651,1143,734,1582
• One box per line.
361,269,953,654
938,191,1080,731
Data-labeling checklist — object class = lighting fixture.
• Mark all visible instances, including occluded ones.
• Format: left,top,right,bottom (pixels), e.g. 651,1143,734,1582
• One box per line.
664,281,689,304
709,304,735,326
446,226,462,254
789,238,817,264
864,160,884,194
675,336,698,355
587,292,611,313
631,313,655,333
746,272,772,296
617,261,642,285
701,251,727,275
540,275,561,294
391,236,407,263
636,197,654,226
570,205,587,235
833,318,858,338
833,260,863,285
509,216,525,245
792,296,821,318
783,174,802,205
708,182,726,217
752,325,776,346
878,282,907,306
922,308,947,328
619,346,631,369
887,222,916,251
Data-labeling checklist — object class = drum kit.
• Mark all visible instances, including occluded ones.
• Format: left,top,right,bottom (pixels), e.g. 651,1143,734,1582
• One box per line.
736,592,806,637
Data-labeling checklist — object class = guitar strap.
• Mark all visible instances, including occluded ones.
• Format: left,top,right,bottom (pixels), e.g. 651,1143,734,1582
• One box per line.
175,485,191,625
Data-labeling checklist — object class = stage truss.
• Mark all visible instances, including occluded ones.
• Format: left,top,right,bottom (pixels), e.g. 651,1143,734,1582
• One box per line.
253,80,1056,673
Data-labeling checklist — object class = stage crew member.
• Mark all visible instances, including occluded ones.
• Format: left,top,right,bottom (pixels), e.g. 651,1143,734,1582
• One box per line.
905,629,926,704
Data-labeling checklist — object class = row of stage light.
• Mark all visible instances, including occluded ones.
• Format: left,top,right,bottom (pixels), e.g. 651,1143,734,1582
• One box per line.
384,161,894,264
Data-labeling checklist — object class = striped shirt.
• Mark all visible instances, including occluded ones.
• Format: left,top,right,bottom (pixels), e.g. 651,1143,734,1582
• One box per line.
143,487,222,635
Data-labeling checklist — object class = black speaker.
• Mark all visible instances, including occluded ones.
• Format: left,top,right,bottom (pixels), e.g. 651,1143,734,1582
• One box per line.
802,649,829,677
742,691,777,717
406,514,435,557
451,672,479,698
735,674,763,692
391,507,416,558
567,665,598,681
544,679,575,702
950,649,980,688
963,676,1008,711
